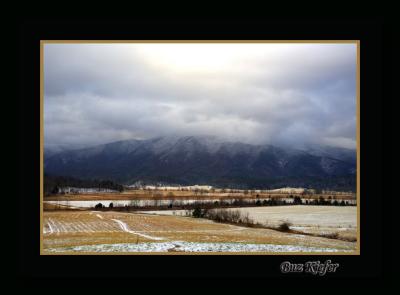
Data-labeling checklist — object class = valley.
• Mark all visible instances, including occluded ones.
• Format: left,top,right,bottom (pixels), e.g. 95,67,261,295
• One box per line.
42,136,358,254
42,187,358,253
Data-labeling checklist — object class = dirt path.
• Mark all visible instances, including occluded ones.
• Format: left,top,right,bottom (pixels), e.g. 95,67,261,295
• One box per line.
111,218,164,241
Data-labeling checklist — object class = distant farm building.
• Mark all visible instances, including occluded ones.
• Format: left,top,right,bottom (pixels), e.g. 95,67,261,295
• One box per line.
141,184,213,191
57,187,118,194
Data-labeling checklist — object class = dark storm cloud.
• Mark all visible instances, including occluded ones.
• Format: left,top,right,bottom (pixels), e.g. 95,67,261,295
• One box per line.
44,43,357,149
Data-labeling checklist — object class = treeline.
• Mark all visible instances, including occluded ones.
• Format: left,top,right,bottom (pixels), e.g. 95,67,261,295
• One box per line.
127,175,356,192
44,174,124,196
92,196,354,213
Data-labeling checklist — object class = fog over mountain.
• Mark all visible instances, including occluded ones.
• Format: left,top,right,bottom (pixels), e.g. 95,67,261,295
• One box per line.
44,43,357,149
45,136,356,191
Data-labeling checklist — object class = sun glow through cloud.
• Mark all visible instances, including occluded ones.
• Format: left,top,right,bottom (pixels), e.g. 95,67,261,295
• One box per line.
44,42,357,149
136,44,239,71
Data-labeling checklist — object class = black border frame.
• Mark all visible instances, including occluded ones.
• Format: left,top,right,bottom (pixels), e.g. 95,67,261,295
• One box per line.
17,17,389,286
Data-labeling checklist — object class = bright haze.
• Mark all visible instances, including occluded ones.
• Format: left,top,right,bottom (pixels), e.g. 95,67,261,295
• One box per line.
44,43,357,150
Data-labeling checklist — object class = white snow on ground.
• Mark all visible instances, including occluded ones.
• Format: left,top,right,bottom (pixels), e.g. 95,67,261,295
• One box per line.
48,218,60,233
46,200,125,208
228,206,357,228
46,241,350,253
43,217,121,234
45,199,219,208
45,219,54,234
96,214,104,219
139,210,187,216
111,219,164,241
142,206,357,229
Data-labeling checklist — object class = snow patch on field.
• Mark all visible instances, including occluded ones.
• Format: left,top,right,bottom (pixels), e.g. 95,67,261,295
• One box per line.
46,241,348,253
44,219,54,234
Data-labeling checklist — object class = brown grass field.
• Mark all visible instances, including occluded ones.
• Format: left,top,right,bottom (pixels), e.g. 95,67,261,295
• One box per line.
140,206,357,242
42,210,357,253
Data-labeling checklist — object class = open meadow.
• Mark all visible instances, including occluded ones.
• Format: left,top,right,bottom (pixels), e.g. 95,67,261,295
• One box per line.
140,206,357,242
42,208,357,253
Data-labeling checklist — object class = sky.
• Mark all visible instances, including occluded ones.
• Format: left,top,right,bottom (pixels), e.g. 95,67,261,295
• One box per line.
44,43,357,149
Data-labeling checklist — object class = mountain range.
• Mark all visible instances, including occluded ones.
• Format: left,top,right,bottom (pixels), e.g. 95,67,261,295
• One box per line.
44,136,356,191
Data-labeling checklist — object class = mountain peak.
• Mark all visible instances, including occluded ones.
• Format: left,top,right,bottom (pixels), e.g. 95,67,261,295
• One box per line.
44,135,356,191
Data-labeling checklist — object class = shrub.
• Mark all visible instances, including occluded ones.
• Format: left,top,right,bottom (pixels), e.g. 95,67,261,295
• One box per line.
323,232,339,239
293,196,302,205
242,212,252,224
205,209,254,226
278,221,291,232
270,199,277,206
192,207,208,218
192,207,202,218
51,185,60,194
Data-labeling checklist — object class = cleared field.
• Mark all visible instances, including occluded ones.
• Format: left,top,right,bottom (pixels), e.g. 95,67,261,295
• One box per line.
224,206,356,227
227,206,357,241
43,202,84,210
42,210,357,253
44,199,222,208
141,206,357,241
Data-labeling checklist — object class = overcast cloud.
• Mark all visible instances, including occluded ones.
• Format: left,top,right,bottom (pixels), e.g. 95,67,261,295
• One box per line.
44,43,357,149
